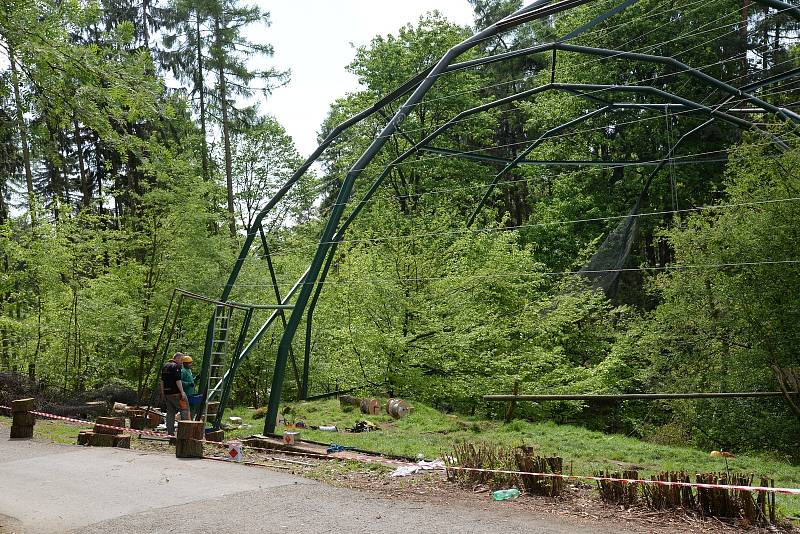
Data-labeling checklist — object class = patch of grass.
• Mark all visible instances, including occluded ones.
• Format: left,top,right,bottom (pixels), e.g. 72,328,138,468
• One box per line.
218,399,800,516
1,414,89,445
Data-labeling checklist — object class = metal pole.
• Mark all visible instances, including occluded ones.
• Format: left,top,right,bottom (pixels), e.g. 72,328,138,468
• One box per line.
484,392,792,401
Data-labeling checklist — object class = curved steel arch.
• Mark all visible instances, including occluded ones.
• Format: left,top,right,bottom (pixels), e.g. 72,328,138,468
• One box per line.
194,0,800,431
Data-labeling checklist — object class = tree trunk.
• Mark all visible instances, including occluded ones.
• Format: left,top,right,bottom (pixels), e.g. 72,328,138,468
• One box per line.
215,15,237,238
8,43,35,221
74,120,91,210
196,14,209,183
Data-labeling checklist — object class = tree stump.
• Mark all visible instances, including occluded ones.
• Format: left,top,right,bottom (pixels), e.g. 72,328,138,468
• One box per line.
88,433,116,447
360,398,380,415
94,417,125,435
129,415,146,430
176,421,204,458
77,430,92,445
205,429,224,443
10,398,35,439
339,395,361,409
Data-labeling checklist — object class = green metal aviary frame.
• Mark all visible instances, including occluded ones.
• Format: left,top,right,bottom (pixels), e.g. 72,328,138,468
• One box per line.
195,0,800,433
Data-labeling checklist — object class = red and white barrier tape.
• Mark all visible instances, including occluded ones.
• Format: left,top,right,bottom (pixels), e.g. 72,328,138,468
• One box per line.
4,405,799,495
28,410,167,437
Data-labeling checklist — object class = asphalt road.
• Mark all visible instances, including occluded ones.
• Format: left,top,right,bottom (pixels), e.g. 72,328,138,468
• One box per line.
0,428,625,534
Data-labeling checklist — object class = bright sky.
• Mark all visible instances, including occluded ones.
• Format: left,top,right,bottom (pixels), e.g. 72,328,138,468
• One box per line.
254,1,476,156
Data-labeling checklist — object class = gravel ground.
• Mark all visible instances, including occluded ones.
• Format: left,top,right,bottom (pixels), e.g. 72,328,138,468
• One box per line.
0,426,627,534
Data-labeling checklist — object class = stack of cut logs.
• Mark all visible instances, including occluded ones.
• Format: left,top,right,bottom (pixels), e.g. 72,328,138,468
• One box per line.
78,416,131,448
10,398,36,439
339,396,412,418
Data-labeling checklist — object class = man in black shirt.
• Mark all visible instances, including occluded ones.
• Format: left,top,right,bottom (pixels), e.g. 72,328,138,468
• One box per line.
160,352,188,435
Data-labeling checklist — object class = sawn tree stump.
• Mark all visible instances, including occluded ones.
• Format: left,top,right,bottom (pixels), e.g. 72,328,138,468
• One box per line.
10,398,35,439
176,421,204,458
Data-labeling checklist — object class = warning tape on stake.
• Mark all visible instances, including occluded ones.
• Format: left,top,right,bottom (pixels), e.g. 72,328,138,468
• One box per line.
4,405,799,496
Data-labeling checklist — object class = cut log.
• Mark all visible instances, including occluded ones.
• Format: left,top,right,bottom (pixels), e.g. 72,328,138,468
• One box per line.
386,398,412,419
84,401,108,416
77,430,93,445
88,433,116,447
144,409,162,428
176,421,204,458
129,415,146,430
12,412,36,427
360,398,380,415
10,425,33,439
205,430,224,443
94,416,125,435
207,402,219,414
339,395,361,408
11,398,35,413
113,434,131,448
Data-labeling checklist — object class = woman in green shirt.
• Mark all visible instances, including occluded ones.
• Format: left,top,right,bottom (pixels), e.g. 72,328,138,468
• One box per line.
181,355,197,417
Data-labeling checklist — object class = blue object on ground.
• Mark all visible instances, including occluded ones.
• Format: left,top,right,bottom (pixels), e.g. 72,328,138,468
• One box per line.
326,443,352,454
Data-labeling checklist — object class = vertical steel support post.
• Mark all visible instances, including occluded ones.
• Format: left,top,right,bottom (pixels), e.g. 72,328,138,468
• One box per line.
262,0,578,434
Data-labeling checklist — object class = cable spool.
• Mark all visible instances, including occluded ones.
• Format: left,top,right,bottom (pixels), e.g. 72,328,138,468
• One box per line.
386,399,412,419
359,398,380,415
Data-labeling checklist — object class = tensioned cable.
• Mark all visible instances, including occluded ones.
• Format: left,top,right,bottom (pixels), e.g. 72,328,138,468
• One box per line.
291,138,797,232
254,182,800,263
229,259,800,290
390,7,795,156
339,92,792,181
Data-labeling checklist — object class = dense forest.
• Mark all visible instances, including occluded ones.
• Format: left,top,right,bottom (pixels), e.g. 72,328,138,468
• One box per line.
1,0,799,457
